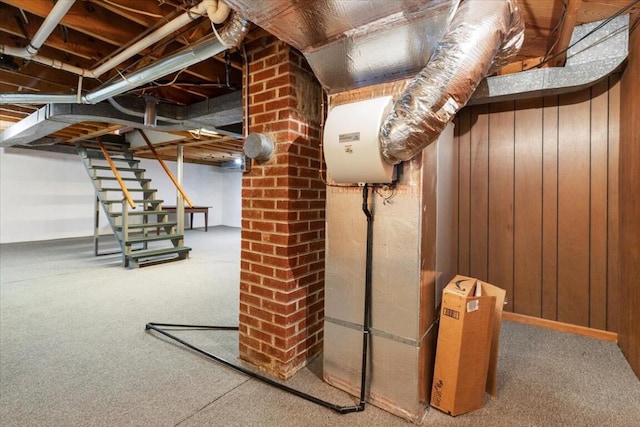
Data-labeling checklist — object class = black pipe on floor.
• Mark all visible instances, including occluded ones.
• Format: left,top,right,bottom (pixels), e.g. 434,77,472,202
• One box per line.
145,183,377,415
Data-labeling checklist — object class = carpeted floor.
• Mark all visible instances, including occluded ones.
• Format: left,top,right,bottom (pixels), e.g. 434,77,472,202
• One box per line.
1,227,638,426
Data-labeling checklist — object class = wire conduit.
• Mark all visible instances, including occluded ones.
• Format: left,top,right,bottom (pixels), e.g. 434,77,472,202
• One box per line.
145,184,377,415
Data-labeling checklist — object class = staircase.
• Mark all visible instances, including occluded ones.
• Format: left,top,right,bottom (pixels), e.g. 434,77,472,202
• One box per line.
76,140,191,268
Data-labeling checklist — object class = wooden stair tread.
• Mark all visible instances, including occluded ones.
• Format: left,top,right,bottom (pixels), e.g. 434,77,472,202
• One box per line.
103,199,163,204
115,222,177,229
86,154,137,163
110,210,169,217
93,176,151,182
79,142,129,151
125,246,191,260
91,165,145,173
125,233,183,244
78,141,192,268
100,187,157,192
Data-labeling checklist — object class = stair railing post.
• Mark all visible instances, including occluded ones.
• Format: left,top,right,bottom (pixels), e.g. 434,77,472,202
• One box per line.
176,144,185,236
94,195,100,256
122,197,130,267
139,131,194,208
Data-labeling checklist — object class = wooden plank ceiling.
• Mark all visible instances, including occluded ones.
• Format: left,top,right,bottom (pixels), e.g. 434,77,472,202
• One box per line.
0,0,638,165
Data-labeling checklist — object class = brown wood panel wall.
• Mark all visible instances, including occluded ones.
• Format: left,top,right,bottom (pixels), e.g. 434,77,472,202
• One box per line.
618,13,640,377
514,98,543,317
453,76,620,331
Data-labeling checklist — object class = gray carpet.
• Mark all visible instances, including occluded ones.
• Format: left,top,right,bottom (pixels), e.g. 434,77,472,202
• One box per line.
1,227,639,426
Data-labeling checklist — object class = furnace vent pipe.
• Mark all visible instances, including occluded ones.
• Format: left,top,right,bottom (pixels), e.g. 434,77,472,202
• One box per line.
85,12,248,104
380,0,524,164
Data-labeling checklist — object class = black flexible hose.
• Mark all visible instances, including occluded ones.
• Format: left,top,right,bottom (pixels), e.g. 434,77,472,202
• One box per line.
145,184,376,414
145,322,363,413
359,184,373,406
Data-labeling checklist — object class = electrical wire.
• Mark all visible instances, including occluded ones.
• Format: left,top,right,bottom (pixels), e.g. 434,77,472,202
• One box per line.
102,0,164,18
541,0,568,65
96,17,205,89
374,185,397,205
88,4,185,75
528,0,639,70
145,323,366,414
145,187,381,415
107,97,184,124
150,68,188,87
211,21,233,49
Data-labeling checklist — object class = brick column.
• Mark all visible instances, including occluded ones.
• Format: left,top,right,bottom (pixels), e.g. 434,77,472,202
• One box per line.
239,37,325,379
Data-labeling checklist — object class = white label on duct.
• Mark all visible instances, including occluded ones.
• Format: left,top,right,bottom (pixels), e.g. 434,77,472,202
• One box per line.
339,132,360,143
467,300,479,312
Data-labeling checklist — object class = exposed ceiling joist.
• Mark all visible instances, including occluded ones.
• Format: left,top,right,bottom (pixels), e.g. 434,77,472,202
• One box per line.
2,0,638,166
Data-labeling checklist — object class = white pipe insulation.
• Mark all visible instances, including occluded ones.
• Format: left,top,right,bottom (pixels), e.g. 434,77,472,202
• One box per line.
204,0,231,24
4,0,77,58
379,0,524,164
0,1,230,79
0,6,249,106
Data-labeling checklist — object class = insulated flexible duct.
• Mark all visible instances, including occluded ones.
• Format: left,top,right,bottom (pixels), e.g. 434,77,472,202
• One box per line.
379,0,524,164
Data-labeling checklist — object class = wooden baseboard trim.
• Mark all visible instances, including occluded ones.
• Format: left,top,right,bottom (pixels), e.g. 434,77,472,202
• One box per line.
502,312,618,343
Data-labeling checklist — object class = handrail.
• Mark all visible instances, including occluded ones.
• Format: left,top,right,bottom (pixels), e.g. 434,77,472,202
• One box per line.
97,137,136,209
139,130,194,208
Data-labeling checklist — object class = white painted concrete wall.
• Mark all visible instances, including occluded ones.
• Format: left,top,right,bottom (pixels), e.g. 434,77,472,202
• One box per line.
0,147,242,244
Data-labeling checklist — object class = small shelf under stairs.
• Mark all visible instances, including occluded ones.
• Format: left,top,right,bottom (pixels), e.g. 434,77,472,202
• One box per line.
76,140,191,268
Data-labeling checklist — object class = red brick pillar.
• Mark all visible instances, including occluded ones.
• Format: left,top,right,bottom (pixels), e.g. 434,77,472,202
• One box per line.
239,36,325,379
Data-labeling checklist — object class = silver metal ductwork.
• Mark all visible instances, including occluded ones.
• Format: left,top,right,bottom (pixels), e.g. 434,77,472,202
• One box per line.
224,0,461,93
0,92,242,147
225,0,629,166
0,11,250,107
379,0,524,164
0,10,250,147
469,14,629,105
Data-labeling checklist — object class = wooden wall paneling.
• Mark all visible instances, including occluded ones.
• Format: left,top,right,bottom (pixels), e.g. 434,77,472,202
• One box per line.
450,118,460,281
606,75,620,332
456,109,472,275
488,101,515,309
469,104,490,280
557,89,592,327
542,95,559,321
619,13,640,377
589,79,610,330
514,98,544,317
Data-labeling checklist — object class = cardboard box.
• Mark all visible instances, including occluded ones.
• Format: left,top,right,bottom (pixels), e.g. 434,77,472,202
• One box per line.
430,275,506,416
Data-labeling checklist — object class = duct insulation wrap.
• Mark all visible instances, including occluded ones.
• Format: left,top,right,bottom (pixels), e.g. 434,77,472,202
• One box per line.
323,96,394,184
380,0,524,164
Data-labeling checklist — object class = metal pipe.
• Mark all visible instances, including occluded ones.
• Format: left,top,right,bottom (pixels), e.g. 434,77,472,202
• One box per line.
1,1,207,79
89,2,208,78
0,12,250,105
143,185,379,415
19,0,76,57
145,323,362,413
359,183,373,408
0,93,78,104
176,144,185,234
143,98,157,127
